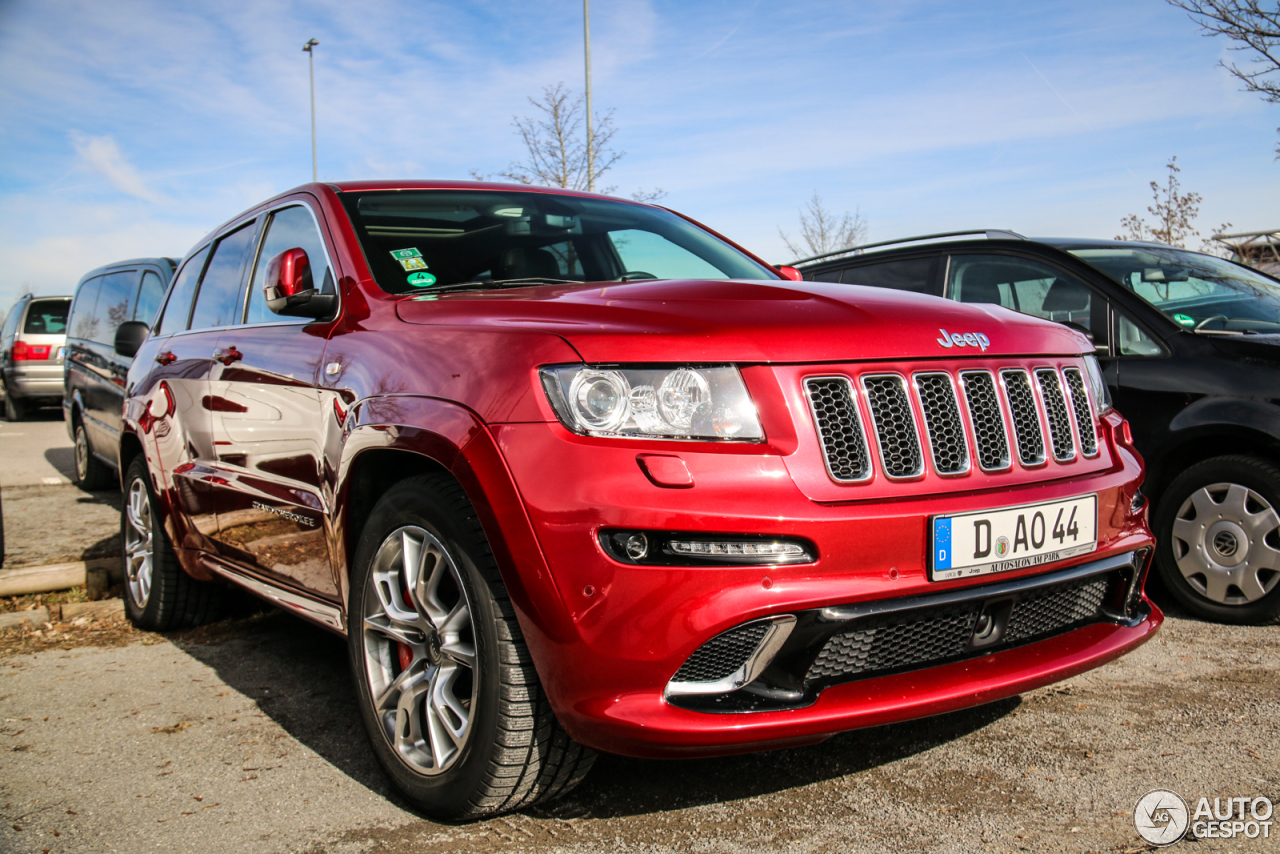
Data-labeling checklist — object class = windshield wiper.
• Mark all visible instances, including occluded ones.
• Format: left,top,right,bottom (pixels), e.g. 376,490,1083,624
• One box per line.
419,277,581,295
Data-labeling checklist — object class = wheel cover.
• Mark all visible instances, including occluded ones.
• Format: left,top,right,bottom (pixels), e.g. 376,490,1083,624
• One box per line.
1171,482,1280,605
362,525,477,775
75,425,89,481
123,476,154,607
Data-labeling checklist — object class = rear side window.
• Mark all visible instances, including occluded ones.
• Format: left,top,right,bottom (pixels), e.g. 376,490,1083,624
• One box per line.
70,278,104,341
947,254,1095,331
154,245,211,337
841,257,937,293
92,271,138,346
23,299,70,334
189,223,257,331
135,270,165,326
246,206,334,325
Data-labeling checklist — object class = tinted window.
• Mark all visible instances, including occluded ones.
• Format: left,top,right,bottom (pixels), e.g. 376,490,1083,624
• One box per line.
190,223,257,331
70,278,104,341
842,257,936,293
22,299,69,334
135,271,165,326
89,272,138,345
947,254,1094,330
154,245,211,337
809,269,842,283
246,206,333,325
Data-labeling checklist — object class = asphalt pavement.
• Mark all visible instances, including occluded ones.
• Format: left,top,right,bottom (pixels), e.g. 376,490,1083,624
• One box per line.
0,407,76,487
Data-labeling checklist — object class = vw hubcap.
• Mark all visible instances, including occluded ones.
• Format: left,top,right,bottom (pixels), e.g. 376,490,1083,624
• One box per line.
1171,482,1280,605
362,526,476,775
123,477,154,607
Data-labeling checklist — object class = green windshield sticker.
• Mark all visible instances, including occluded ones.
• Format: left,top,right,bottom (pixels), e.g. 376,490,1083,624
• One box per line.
1173,313,1196,326
391,247,422,261
407,271,437,287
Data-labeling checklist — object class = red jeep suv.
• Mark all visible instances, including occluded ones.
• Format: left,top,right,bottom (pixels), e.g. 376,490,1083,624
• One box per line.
114,181,1159,819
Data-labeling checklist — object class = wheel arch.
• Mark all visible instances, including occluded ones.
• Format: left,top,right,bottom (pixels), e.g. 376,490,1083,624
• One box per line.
1147,420,1280,501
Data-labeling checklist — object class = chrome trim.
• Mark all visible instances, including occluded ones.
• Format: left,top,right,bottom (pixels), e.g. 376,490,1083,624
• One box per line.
665,615,797,698
958,369,1013,472
860,372,926,480
201,556,345,632
911,371,971,477
1034,366,1077,463
1062,366,1100,458
804,376,873,483
998,368,1048,468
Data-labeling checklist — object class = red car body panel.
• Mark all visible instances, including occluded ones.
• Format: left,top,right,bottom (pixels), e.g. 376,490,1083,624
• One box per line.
120,180,1160,760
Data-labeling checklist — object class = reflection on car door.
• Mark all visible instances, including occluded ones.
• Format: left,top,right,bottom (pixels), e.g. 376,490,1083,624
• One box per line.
203,203,339,600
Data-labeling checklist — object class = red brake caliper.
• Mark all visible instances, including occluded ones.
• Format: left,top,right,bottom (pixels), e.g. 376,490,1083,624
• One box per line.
398,587,414,671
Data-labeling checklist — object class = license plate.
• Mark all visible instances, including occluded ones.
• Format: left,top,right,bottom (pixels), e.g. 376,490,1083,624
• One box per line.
931,494,1097,581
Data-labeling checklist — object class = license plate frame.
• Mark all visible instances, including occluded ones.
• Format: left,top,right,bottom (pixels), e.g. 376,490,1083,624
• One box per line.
930,494,1098,581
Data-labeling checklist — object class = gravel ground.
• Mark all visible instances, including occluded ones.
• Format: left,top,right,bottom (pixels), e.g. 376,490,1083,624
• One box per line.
0,606,1275,854
1,484,121,569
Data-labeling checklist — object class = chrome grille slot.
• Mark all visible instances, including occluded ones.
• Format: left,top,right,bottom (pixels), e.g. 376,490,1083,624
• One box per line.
805,377,871,482
1062,368,1098,456
1035,368,1076,461
960,370,1011,471
914,373,968,475
862,374,924,478
1001,369,1046,466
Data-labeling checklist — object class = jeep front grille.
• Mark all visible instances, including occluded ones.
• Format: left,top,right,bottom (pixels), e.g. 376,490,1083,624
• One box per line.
808,363,1098,483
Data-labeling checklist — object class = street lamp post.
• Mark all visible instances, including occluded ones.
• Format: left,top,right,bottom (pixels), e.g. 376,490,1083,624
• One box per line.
583,1,593,192
303,38,319,182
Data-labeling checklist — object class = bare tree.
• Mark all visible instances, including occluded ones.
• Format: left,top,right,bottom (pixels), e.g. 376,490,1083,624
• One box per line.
478,83,665,201
779,192,869,260
1117,157,1206,247
1169,0,1280,154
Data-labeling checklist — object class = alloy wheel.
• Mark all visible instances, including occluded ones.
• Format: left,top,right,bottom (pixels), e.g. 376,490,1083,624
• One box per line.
362,525,477,775
123,476,154,607
75,425,90,481
1170,482,1280,605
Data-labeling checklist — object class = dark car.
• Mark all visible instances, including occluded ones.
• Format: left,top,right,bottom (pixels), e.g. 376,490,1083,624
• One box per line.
111,182,1156,819
795,230,1280,624
1,293,71,420
63,258,174,489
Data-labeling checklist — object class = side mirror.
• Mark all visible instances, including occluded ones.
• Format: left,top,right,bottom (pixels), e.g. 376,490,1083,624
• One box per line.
264,247,336,318
775,265,804,282
114,320,150,358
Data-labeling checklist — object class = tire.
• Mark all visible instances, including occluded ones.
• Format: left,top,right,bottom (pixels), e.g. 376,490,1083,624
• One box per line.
3,384,26,422
121,456,225,630
1154,454,1280,624
74,420,116,491
348,473,594,820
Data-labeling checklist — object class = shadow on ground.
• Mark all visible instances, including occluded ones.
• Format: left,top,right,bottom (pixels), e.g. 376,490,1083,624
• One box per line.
172,607,1021,820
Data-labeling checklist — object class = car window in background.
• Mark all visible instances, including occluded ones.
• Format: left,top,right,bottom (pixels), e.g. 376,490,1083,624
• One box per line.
1,305,20,338
1069,246,1280,334
948,254,1094,330
154,245,211,337
189,224,257,331
135,270,165,326
91,271,138,346
23,299,70,335
245,206,333,325
70,277,104,341
808,269,842,282
842,257,937,293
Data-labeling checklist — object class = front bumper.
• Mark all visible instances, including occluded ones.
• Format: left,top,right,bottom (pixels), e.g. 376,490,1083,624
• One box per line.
488,413,1156,758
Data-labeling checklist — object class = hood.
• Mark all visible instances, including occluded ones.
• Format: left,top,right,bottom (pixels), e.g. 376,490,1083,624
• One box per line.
394,279,1090,363
1207,332,1280,366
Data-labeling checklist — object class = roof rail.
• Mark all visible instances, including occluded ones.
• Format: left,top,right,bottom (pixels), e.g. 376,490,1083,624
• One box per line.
788,229,1027,267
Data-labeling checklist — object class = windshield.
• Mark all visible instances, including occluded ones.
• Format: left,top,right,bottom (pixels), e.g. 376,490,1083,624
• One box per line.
1068,245,1280,333
338,189,776,294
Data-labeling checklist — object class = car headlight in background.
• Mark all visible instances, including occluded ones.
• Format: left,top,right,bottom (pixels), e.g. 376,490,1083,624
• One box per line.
1082,354,1113,413
540,364,764,441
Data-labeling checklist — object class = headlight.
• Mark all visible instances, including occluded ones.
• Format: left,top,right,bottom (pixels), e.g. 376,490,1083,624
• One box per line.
540,364,764,441
1082,354,1112,413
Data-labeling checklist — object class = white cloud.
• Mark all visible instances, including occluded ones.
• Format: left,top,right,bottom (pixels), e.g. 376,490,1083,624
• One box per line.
69,132,164,204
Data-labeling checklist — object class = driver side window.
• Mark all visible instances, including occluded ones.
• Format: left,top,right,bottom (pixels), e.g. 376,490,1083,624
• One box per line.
246,205,334,325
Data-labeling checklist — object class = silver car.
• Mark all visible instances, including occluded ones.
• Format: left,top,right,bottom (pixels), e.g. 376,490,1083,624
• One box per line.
1,293,71,421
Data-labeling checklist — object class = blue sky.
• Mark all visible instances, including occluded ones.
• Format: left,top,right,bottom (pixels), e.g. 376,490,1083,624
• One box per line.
1,0,1277,307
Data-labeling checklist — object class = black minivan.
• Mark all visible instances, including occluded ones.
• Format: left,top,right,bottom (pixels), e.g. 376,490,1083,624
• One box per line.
64,258,175,489
796,232,1280,625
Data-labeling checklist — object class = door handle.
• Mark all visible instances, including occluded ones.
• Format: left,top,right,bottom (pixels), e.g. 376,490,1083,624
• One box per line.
214,346,243,366
155,350,176,366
